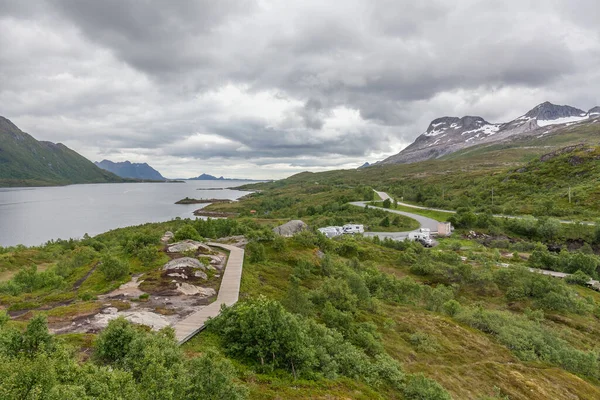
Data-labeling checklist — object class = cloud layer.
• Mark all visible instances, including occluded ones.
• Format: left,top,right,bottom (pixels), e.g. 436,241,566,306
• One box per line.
0,0,598,178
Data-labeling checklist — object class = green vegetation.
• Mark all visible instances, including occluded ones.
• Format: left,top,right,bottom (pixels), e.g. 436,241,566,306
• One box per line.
220,143,600,220
3,134,600,397
0,116,125,187
201,183,419,232
0,314,246,399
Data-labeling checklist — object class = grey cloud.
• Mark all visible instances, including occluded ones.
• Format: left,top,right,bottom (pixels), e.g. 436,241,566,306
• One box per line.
0,0,599,178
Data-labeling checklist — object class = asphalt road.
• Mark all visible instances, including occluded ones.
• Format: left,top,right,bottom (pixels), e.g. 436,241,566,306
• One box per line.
349,200,440,241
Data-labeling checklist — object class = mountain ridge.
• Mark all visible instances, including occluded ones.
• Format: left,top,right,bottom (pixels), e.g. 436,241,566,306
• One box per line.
379,102,599,165
95,159,165,181
187,173,257,181
0,116,124,187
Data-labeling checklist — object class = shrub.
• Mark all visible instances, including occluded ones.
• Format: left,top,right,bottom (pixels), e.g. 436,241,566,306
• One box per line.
185,349,247,400
403,373,452,400
246,242,266,263
208,297,408,387
442,299,461,316
565,270,591,286
174,224,202,241
94,317,139,365
98,255,130,281
455,306,600,380
409,332,440,353
137,246,158,266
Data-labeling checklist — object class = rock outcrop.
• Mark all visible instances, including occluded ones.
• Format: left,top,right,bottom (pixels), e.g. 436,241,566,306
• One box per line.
163,257,207,271
175,283,216,297
161,231,174,243
167,240,211,254
273,220,308,237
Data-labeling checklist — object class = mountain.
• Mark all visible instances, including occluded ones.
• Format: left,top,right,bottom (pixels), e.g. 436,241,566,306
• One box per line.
380,102,599,165
95,160,165,180
358,162,371,169
188,173,222,180
0,116,124,187
187,173,256,181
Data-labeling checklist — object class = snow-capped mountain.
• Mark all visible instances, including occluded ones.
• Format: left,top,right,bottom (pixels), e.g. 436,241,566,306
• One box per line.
379,102,599,165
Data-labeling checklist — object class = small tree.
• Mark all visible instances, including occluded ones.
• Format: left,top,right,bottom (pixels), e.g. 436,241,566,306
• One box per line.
94,317,139,365
380,216,390,227
382,198,391,209
186,349,248,399
22,315,54,355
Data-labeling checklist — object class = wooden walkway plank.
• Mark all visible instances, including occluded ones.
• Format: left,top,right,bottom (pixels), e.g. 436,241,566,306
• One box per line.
174,242,244,344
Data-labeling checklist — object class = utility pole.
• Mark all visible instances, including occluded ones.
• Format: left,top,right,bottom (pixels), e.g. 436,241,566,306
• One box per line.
568,186,571,204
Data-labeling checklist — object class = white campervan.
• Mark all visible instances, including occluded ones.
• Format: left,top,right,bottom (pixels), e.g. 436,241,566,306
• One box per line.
343,224,364,234
318,227,341,238
408,231,433,247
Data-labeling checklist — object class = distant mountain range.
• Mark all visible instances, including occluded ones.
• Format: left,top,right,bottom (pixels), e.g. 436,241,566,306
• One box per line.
95,160,166,181
0,116,124,187
187,173,255,181
379,102,600,165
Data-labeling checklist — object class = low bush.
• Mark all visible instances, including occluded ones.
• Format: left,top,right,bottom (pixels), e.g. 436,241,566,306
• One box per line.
98,255,130,281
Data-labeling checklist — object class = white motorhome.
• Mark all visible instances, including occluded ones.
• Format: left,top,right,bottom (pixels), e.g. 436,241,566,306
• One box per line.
408,232,428,241
318,227,342,238
343,224,364,234
408,231,433,247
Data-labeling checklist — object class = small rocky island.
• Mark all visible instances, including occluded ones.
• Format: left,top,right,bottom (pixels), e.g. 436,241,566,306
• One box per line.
175,197,231,204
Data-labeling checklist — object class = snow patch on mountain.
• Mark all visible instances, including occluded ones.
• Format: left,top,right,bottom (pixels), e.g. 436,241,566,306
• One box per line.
378,101,599,166
537,115,589,127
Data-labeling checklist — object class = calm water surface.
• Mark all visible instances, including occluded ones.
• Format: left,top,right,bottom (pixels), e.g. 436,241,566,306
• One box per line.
0,181,256,247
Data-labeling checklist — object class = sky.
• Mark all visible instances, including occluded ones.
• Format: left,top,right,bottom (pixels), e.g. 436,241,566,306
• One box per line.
0,1,599,180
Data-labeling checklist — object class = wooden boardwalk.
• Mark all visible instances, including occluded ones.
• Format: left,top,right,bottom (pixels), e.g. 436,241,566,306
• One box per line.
174,242,244,344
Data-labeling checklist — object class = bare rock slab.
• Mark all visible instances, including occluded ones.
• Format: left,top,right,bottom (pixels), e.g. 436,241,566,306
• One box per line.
163,257,206,271
167,240,211,254
176,283,216,297
161,231,174,243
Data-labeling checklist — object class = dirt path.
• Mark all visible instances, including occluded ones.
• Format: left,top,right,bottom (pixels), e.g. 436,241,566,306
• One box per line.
72,261,99,290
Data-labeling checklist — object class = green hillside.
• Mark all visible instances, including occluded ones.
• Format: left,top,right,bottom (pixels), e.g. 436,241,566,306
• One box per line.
224,137,600,220
0,116,125,187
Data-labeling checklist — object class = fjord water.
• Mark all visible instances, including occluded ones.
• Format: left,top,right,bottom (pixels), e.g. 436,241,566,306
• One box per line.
0,181,254,247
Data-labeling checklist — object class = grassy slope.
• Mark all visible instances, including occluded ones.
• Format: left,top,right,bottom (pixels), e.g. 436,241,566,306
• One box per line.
183,236,600,399
0,116,125,187
2,214,600,398
222,141,600,220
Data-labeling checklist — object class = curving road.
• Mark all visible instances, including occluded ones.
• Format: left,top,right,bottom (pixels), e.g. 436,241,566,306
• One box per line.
349,198,440,241
377,190,595,226
369,191,599,288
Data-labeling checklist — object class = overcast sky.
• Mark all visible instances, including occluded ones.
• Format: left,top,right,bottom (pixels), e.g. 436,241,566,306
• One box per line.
1,1,598,179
